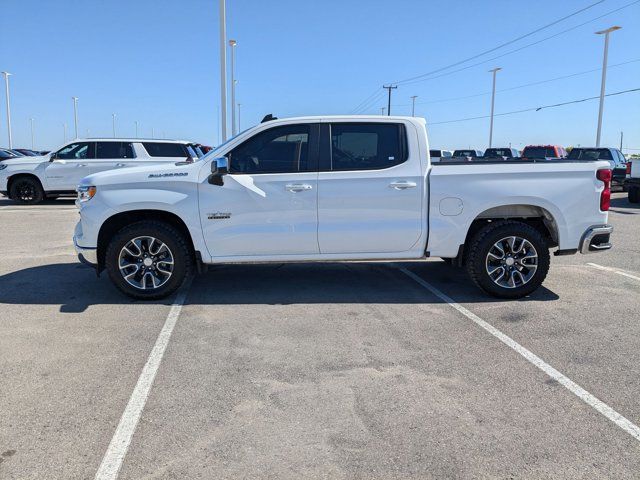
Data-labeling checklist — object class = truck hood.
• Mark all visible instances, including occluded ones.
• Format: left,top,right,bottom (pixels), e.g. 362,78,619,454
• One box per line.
81,161,199,187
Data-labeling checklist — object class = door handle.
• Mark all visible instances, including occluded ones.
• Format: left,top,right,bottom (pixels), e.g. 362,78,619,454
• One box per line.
116,163,127,167
285,183,313,192
389,181,417,190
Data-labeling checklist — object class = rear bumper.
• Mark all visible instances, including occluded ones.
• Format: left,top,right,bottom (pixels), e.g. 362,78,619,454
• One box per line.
579,225,613,254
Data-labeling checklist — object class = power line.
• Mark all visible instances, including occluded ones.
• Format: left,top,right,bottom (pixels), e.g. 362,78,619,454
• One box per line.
394,0,605,85
428,87,640,125
397,0,640,88
391,58,640,107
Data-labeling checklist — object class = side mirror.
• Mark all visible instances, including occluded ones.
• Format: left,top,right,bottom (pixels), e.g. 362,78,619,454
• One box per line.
49,152,57,162
209,157,229,186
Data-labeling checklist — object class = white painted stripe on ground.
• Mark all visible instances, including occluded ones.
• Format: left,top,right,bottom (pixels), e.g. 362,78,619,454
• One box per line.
95,278,193,480
586,262,640,282
398,267,640,443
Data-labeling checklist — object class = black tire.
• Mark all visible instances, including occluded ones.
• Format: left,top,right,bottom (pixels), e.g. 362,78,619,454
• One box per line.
9,176,44,204
105,221,193,300
629,186,640,204
466,220,550,299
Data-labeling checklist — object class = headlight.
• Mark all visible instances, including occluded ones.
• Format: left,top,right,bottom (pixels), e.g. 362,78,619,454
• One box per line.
0,163,7,170
77,185,97,202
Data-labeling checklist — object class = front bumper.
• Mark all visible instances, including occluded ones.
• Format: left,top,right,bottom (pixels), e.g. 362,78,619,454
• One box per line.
74,235,98,267
579,225,613,254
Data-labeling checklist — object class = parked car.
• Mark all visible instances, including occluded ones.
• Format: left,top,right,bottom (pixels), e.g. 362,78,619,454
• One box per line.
73,115,613,301
567,148,627,189
13,148,41,156
482,148,520,160
627,158,640,203
451,149,484,161
0,139,200,204
429,149,453,163
0,148,21,161
521,145,567,160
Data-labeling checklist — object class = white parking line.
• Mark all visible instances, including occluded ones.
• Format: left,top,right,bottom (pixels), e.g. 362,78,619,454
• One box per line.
94,278,193,480
586,262,640,282
398,267,640,443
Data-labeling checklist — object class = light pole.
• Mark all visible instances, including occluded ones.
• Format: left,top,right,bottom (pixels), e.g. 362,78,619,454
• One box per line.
151,127,155,139
219,0,228,141
380,107,385,115
135,121,139,138
410,95,418,116
595,26,621,147
72,97,79,139
488,67,502,148
30,117,34,149
63,123,67,143
229,39,237,136
112,113,116,138
2,72,12,148
237,103,241,131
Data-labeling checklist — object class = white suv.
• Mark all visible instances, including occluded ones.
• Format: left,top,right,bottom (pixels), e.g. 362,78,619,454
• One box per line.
0,139,202,204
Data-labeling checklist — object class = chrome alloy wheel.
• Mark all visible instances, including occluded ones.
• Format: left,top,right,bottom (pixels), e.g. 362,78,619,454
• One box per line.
485,236,538,289
118,236,174,290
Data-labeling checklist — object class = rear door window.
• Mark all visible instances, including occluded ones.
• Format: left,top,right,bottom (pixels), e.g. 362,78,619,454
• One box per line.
142,142,188,157
330,123,406,171
96,142,135,159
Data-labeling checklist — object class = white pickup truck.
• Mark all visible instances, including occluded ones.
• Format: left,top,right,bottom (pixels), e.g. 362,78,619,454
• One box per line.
73,116,613,300
0,139,202,203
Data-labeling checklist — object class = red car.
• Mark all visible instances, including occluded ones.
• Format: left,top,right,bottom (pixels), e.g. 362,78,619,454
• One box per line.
521,145,568,159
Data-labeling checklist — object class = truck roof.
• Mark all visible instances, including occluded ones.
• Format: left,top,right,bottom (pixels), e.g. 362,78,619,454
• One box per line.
73,138,193,143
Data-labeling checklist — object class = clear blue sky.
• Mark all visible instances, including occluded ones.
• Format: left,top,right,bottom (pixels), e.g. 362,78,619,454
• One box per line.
1,0,639,152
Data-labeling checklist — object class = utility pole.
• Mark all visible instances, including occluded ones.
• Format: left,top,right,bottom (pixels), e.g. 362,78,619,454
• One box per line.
63,123,67,143
380,107,385,115
72,97,79,139
595,26,621,147
229,39,237,136
620,131,623,151
410,95,418,116
237,103,241,131
219,0,228,141
383,85,397,116
151,127,155,138
30,117,34,149
488,67,502,148
112,113,116,138
2,72,12,148
135,121,139,138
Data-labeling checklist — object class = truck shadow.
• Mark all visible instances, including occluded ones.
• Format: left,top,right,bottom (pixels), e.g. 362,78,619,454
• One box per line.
0,261,558,313
610,196,639,210
0,198,76,207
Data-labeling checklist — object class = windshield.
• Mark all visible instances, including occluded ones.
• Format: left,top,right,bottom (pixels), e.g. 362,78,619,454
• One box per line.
453,150,475,157
200,128,253,161
523,147,556,158
484,149,512,157
567,148,610,160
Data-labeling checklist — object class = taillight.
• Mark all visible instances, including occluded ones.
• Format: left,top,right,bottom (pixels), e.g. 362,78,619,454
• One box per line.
596,169,611,211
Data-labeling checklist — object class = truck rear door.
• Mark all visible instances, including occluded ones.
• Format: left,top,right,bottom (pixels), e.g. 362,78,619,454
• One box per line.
316,121,424,254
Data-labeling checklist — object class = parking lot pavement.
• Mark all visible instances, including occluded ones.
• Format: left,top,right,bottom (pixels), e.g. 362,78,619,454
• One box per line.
0,192,639,479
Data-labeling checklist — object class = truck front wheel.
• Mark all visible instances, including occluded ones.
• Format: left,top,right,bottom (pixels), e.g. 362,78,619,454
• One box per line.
629,186,640,203
105,221,193,300
466,220,550,299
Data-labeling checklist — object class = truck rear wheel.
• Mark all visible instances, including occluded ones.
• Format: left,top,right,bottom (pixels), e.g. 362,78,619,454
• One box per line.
9,176,44,204
629,186,640,204
105,221,193,300
466,220,550,299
